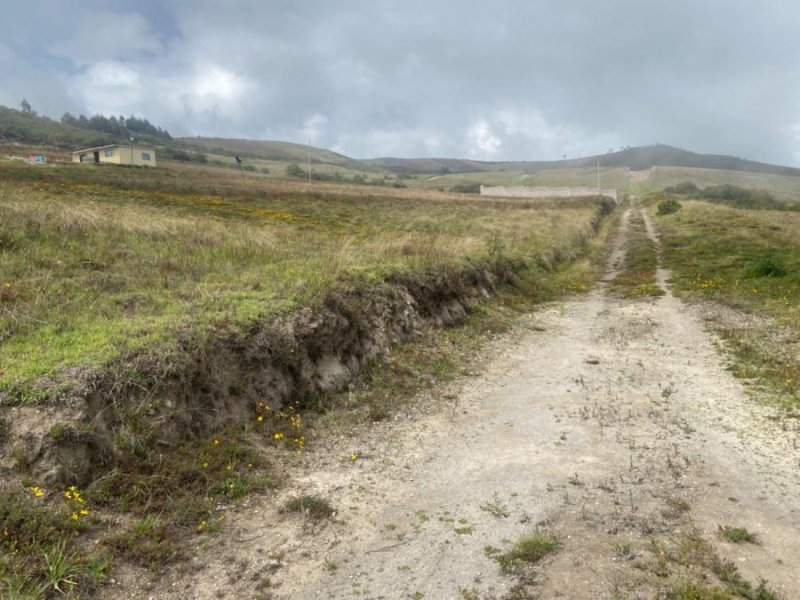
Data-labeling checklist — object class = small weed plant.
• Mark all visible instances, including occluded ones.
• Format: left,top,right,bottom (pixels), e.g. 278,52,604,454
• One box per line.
494,530,562,574
717,525,759,545
282,495,335,520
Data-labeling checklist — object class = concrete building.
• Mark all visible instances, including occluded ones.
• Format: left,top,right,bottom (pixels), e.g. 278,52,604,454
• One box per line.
480,185,618,203
72,144,157,167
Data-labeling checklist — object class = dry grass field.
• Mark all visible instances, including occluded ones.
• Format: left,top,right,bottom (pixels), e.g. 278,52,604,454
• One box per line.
0,158,604,400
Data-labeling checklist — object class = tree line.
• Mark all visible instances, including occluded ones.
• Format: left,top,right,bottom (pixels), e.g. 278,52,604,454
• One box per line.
59,112,172,140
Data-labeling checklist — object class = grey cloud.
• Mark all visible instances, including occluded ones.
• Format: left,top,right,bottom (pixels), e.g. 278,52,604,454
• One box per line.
5,1,800,164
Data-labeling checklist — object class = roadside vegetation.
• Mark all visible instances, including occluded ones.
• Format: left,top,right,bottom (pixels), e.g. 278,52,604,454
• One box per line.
647,193,800,409
610,205,664,298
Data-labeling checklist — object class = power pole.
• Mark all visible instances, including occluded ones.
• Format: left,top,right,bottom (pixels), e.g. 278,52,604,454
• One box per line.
596,161,600,193
307,138,311,184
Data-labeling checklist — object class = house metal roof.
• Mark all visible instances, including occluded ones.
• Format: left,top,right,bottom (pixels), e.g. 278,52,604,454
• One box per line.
72,144,155,154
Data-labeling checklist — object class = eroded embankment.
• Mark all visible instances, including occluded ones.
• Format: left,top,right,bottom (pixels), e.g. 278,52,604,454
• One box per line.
0,205,609,488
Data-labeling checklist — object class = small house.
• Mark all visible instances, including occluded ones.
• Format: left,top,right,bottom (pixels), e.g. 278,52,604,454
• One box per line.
72,144,156,167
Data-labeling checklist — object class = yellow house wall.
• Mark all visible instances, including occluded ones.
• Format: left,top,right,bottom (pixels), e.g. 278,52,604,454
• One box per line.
125,146,157,167
100,148,122,164
73,146,156,167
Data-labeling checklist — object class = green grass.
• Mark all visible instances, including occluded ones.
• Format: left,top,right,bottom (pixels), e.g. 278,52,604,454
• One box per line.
103,516,177,569
668,581,734,600
642,527,783,600
633,166,800,205
282,495,335,520
1,431,278,595
650,196,800,408
410,165,632,196
717,526,759,545
610,207,664,298
493,530,562,574
0,160,605,401
0,488,107,598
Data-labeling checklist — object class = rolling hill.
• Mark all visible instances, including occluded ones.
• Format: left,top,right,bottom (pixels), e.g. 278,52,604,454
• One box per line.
179,136,372,171
364,144,800,177
2,103,799,181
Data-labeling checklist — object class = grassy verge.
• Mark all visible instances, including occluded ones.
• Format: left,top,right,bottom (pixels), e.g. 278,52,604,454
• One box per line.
649,195,800,409
610,207,664,298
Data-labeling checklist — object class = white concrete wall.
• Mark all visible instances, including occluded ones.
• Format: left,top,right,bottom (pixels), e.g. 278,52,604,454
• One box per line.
480,185,618,202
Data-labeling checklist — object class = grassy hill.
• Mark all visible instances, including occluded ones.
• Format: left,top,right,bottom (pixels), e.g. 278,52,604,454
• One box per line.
180,136,372,172
0,106,114,148
366,144,800,178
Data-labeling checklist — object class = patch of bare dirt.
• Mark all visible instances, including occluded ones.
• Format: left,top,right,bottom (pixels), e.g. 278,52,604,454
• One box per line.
104,207,799,599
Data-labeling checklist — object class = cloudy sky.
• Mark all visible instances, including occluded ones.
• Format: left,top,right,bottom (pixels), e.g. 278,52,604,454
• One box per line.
3,1,800,164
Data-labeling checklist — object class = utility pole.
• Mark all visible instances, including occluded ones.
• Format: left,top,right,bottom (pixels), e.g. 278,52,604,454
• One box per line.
307,138,311,184
596,161,600,193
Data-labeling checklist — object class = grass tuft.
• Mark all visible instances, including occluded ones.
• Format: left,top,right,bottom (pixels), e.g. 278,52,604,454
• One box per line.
494,530,562,574
103,516,178,569
282,495,335,520
717,525,759,545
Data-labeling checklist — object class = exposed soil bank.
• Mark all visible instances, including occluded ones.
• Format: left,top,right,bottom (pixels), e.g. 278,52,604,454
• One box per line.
0,206,607,487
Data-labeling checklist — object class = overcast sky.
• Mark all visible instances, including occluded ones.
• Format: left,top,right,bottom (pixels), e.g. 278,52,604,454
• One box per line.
3,1,799,164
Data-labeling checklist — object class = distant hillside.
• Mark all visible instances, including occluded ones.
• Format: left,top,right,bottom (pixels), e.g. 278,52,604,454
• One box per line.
0,106,113,148
2,103,797,180
180,137,373,171
366,145,800,178
591,144,800,177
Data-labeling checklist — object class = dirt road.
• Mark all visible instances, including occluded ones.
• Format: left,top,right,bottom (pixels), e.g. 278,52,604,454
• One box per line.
142,206,800,599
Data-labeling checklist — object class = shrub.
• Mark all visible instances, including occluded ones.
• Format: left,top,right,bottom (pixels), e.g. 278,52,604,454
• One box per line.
598,197,616,216
657,198,682,215
699,185,781,210
450,183,482,194
749,254,787,278
285,163,306,178
664,181,699,195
